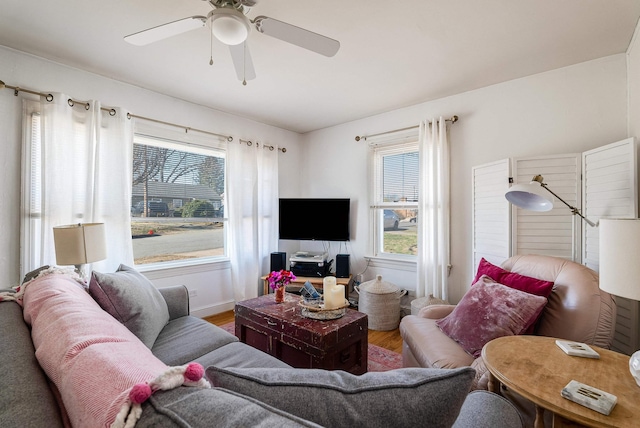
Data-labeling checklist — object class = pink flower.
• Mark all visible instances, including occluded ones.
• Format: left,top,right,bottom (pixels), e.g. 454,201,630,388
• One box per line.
267,269,296,290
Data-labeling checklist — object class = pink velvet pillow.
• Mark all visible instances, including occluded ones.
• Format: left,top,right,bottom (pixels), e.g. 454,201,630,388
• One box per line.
473,258,554,334
473,258,554,297
436,275,548,358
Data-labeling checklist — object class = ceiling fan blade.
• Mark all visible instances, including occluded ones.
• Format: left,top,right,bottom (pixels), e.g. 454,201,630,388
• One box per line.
254,16,340,57
124,16,207,46
229,42,257,83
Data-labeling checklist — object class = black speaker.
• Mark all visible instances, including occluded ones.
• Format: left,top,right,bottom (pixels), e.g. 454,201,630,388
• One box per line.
270,252,286,272
336,254,350,278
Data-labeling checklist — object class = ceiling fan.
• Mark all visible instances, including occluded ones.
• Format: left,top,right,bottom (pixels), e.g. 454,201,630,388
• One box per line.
124,0,340,84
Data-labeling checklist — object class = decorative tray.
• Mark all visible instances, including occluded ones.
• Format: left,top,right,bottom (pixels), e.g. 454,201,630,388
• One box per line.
298,298,349,320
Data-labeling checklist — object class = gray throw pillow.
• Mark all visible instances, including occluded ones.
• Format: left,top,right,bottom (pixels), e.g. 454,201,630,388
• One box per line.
89,264,170,348
137,386,322,428
206,366,475,428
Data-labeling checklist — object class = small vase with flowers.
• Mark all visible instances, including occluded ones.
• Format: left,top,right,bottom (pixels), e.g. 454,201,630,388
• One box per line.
267,269,296,303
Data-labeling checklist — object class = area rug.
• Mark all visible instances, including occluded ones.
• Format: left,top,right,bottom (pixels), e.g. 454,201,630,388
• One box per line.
217,322,403,372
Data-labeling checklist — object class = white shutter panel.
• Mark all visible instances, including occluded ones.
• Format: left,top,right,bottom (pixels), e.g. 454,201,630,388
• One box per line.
612,299,640,355
583,137,639,355
582,137,638,269
512,154,581,261
472,159,511,274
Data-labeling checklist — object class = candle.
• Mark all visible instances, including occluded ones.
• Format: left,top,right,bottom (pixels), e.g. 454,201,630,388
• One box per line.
323,277,344,309
323,276,336,289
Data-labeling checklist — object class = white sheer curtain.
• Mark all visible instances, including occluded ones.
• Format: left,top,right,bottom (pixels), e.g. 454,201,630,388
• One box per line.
21,94,134,276
416,117,451,300
227,142,279,302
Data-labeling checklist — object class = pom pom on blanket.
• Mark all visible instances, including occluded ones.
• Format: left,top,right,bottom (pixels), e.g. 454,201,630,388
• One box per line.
184,362,205,382
129,384,152,404
112,363,210,428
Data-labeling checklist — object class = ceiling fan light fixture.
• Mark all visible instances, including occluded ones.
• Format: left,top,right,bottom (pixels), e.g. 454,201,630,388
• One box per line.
210,8,250,46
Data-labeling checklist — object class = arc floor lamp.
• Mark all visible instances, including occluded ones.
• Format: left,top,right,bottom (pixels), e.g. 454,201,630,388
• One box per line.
504,175,597,227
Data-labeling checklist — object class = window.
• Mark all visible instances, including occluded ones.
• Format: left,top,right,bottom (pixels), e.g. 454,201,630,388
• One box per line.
21,107,43,274
131,134,227,265
371,140,418,258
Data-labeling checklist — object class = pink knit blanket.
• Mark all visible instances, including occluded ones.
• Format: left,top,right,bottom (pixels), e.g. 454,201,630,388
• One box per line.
21,273,205,427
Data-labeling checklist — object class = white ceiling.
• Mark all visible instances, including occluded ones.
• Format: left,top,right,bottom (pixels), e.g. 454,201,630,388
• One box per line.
1,1,639,133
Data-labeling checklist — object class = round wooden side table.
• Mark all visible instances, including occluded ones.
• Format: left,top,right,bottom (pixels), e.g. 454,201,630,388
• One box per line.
482,335,640,428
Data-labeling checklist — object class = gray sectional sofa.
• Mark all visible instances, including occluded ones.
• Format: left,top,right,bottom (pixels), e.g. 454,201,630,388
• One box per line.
0,268,524,428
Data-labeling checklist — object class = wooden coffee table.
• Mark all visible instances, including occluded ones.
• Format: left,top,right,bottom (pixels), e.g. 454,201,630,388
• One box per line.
482,335,640,428
235,293,368,374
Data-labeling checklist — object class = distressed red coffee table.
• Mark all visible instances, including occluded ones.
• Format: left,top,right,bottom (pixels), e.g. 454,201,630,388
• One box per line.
235,293,368,374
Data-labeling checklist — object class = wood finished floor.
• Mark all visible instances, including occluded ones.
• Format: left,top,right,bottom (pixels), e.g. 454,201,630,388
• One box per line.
204,310,404,354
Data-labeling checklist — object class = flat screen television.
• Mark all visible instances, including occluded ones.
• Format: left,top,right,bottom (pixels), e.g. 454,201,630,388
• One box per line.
279,198,350,241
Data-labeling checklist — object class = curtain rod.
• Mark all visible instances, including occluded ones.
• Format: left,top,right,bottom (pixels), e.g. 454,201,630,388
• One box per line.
238,138,287,153
125,112,233,142
354,115,459,142
0,80,119,114
0,79,235,142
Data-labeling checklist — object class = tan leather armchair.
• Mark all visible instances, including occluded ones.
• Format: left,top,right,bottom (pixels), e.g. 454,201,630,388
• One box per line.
399,254,617,389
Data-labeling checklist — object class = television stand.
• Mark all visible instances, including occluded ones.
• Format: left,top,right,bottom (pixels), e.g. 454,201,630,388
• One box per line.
261,274,353,299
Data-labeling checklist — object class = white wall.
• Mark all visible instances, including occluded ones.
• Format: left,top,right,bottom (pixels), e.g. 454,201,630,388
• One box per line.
0,45,302,316
301,55,628,303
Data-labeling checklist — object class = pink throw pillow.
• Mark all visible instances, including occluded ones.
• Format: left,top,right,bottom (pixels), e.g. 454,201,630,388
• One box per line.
436,275,548,358
473,258,554,334
472,258,554,297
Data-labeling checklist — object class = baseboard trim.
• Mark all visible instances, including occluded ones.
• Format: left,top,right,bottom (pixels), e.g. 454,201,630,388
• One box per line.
191,301,235,318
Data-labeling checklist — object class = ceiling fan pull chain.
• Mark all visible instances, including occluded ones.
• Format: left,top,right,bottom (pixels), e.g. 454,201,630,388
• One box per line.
242,42,247,86
209,28,214,65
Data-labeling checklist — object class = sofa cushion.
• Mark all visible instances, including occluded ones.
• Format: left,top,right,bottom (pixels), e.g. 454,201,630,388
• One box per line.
22,273,171,428
206,366,475,428
436,275,547,357
193,342,291,370
137,385,321,428
152,316,239,366
89,264,170,348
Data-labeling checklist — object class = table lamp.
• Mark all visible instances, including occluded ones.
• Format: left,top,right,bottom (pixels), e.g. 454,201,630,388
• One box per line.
599,218,640,387
53,223,107,280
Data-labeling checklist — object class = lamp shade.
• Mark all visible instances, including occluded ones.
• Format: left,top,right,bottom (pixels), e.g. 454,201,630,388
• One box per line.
504,181,554,212
599,218,640,301
210,8,250,45
53,223,107,266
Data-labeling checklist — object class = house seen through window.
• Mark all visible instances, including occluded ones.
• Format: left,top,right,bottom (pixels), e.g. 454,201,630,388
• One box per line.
371,141,418,258
131,135,226,265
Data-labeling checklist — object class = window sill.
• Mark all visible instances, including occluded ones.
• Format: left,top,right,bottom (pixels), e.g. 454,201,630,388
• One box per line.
364,255,417,272
136,256,231,280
